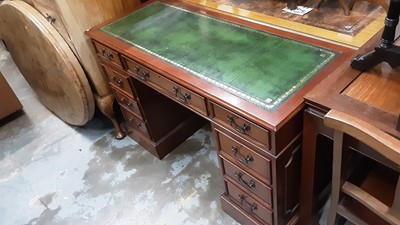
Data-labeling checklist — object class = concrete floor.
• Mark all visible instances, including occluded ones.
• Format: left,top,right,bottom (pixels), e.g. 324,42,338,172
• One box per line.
0,42,240,225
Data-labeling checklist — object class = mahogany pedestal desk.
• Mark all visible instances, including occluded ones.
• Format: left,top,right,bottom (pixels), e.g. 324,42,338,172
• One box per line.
299,32,400,225
86,1,353,224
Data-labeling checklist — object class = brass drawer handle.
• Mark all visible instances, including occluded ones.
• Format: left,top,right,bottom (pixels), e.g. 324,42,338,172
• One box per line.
172,86,191,103
172,86,179,94
120,97,133,108
132,66,140,73
116,79,123,87
110,74,123,87
101,48,106,56
235,172,256,189
180,93,191,103
227,115,251,134
140,71,149,81
107,52,114,60
231,146,253,164
238,195,258,212
128,118,141,128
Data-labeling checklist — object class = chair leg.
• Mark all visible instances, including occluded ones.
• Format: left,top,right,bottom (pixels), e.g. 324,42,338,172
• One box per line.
327,130,344,225
314,0,324,8
348,0,358,10
339,0,350,15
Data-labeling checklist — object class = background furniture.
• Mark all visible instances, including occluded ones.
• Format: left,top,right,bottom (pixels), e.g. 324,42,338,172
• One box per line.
0,1,95,126
299,30,400,225
0,0,141,136
324,109,400,225
86,1,354,224
0,71,22,120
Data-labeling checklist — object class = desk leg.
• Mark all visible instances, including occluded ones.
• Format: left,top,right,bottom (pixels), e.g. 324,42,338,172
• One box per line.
299,109,320,225
95,93,126,140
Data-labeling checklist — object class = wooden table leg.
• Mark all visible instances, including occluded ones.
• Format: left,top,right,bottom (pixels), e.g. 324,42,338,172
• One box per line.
299,108,320,225
300,107,335,225
95,93,126,140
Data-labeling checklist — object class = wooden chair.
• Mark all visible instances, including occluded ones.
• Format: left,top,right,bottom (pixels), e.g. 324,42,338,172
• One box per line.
324,109,400,225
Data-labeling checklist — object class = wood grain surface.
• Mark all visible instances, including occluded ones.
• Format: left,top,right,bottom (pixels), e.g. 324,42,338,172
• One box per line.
51,0,141,97
0,0,94,125
343,65,400,116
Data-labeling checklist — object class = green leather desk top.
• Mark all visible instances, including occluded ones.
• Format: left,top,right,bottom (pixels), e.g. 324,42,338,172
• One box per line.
100,1,338,112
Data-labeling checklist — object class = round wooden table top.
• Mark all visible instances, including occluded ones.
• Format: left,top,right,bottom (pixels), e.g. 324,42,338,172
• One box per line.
0,1,94,126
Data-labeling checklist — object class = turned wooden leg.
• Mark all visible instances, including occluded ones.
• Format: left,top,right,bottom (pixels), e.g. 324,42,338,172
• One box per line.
94,94,126,140
339,0,350,15
314,0,324,9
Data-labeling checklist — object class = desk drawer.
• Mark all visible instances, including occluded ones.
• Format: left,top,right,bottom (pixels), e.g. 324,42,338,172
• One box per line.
124,57,208,116
93,41,122,68
113,90,142,120
215,126,271,185
222,157,272,208
102,65,134,96
221,195,262,225
211,103,270,151
120,107,150,139
226,180,273,225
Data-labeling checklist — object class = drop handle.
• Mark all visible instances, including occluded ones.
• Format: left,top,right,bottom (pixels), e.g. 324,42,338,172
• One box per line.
132,66,140,73
140,71,149,81
226,115,250,134
235,172,256,189
115,79,123,87
231,146,253,164
110,74,122,87
172,86,191,103
107,52,114,60
238,195,258,212
128,118,140,128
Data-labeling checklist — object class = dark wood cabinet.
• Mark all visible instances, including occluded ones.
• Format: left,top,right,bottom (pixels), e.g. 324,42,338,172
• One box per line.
86,1,354,224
